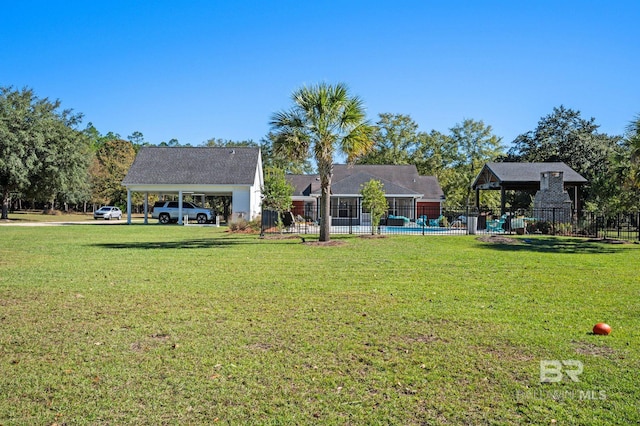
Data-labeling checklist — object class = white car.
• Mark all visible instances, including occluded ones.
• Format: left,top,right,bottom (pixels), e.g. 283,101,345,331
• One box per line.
94,206,122,220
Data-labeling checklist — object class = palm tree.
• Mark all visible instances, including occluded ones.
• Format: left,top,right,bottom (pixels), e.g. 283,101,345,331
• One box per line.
627,114,640,161
270,83,373,241
627,114,640,189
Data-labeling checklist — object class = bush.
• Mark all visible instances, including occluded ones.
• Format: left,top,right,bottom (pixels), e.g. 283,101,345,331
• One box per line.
555,223,573,236
42,209,62,216
526,220,553,235
229,218,249,232
229,217,261,233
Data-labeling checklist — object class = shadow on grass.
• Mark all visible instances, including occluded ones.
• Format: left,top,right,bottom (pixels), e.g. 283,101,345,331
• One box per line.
478,237,627,254
92,236,296,250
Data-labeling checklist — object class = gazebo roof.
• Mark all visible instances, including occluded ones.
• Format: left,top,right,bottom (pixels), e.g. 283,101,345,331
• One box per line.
472,162,588,191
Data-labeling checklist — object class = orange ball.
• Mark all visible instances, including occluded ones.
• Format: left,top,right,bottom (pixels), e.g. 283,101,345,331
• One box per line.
593,323,611,335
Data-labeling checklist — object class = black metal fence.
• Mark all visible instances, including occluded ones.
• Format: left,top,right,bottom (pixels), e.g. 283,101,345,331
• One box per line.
261,207,640,241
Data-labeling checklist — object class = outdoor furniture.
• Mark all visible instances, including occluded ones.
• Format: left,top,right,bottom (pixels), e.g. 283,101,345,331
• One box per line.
281,211,295,231
486,215,507,232
510,218,526,229
429,215,444,227
387,215,411,226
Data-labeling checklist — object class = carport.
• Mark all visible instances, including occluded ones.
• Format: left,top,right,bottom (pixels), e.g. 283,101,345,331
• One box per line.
122,147,264,224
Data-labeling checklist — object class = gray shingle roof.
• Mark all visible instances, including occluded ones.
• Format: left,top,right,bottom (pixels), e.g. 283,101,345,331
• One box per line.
122,147,260,185
286,164,444,200
286,174,320,196
414,176,446,199
472,162,587,189
329,172,420,196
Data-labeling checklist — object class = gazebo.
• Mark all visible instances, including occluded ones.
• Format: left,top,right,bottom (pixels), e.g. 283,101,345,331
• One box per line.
471,162,588,213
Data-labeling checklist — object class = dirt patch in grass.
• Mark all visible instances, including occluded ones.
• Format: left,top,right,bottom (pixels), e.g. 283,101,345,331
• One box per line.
359,234,387,239
303,240,346,247
260,234,301,240
586,238,631,245
259,234,346,245
401,334,448,344
477,235,520,244
226,228,260,234
573,341,617,357
246,342,275,351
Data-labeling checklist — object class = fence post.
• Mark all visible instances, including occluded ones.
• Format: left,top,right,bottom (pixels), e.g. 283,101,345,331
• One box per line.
349,205,353,235
465,206,469,235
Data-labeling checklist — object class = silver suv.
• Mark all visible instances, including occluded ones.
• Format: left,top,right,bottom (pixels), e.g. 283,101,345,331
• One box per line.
151,201,215,224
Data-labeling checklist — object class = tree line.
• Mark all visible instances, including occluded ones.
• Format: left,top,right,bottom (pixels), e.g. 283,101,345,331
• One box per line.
2,85,639,223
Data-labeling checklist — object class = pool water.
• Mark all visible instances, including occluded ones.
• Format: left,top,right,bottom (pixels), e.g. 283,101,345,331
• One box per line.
331,225,465,234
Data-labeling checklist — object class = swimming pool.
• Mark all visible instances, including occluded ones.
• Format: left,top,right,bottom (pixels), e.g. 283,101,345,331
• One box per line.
330,225,467,235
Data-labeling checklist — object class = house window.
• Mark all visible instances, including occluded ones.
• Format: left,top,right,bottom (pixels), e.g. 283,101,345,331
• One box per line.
387,198,414,219
330,197,358,218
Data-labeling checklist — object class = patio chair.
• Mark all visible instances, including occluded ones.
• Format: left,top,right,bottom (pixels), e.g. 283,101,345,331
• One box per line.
416,215,428,227
281,211,296,231
486,215,507,232
429,215,444,227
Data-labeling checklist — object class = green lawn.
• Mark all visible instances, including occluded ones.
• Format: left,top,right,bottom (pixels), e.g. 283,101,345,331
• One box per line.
0,225,638,424
1,211,143,223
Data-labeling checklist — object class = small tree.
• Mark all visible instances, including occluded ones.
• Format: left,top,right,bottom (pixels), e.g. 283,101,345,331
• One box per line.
261,167,294,230
360,179,387,235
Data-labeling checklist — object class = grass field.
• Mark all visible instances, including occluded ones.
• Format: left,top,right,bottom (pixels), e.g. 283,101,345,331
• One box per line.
0,224,638,424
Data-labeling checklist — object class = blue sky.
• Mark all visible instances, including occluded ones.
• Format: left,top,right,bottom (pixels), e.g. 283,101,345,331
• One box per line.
2,1,638,148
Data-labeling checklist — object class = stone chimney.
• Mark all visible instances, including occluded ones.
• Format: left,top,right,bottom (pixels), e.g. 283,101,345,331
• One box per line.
533,171,572,223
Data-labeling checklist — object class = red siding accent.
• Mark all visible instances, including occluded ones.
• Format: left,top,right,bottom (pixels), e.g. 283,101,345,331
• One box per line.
416,202,441,219
291,201,305,216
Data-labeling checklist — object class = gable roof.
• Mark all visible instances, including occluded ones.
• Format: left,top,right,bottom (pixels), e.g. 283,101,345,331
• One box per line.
287,174,321,197
472,162,587,190
330,171,420,196
332,164,418,186
122,147,261,186
286,164,444,200
415,175,446,199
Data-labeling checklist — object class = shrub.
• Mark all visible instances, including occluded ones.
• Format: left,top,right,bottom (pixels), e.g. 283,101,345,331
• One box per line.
229,217,261,233
526,220,553,235
555,223,573,236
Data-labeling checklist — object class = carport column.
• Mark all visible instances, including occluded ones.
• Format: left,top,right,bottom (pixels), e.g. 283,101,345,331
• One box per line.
178,190,183,225
143,192,148,224
127,189,132,224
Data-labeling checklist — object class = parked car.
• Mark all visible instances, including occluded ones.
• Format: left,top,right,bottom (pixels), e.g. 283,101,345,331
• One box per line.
94,206,122,220
151,201,215,224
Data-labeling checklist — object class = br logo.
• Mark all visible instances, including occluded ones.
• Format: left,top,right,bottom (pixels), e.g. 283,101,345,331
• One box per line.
540,360,583,383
